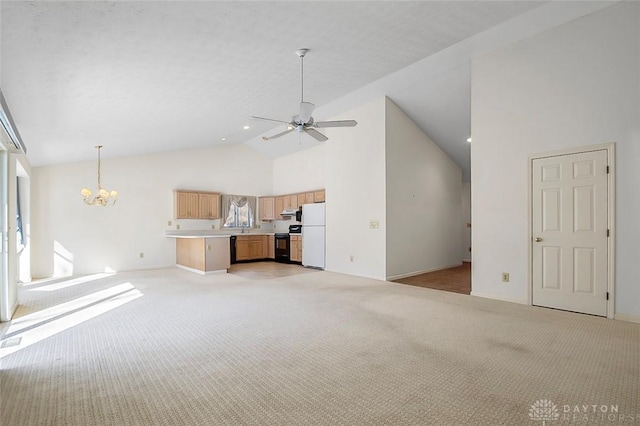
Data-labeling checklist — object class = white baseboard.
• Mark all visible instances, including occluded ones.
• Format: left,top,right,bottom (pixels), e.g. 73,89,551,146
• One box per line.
387,263,463,281
470,291,527,305
614,313,640,324
462,258,472,263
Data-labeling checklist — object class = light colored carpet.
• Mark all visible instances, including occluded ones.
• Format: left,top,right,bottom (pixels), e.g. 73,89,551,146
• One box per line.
1,265,638,425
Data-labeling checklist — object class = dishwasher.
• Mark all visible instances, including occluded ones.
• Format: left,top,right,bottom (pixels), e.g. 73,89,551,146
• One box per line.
229,236,237,264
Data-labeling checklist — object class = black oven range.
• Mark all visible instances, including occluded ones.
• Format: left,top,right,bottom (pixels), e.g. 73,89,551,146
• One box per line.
274,233,290,263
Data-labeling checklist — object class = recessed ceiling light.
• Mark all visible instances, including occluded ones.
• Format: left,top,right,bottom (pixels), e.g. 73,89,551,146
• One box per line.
243,125,250,130
466,137,472,143
220,137,227,141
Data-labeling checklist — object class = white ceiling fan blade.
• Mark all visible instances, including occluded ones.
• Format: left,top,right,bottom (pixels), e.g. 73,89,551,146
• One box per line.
262,128,294,141
250,116,291,124
298,102,315,124
314,120,358,128
304,127,328,142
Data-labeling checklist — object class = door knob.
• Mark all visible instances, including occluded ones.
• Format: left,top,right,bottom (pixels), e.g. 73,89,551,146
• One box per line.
534,237,543,242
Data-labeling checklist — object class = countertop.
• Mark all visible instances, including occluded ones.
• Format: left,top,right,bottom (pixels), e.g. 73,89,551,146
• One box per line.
166,231,276,239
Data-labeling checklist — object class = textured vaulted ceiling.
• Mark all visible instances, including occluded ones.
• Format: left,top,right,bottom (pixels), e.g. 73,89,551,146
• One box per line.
1,1,547,177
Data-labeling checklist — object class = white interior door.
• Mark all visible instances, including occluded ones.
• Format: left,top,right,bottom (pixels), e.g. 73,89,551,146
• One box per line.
532,149,608,316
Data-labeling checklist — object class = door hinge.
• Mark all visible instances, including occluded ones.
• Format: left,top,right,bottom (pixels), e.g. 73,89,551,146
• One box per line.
607,229,610,237
606,165,610,174
606,292,609,301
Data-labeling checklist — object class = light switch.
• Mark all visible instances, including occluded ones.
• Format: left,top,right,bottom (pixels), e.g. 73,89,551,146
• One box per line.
369,221,379,229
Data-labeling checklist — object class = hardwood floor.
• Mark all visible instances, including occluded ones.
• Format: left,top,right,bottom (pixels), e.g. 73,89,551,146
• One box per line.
393,262,471,295
229,262,471,295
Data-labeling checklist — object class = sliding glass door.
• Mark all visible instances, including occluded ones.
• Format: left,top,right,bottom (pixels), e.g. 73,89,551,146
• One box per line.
0,149,8,321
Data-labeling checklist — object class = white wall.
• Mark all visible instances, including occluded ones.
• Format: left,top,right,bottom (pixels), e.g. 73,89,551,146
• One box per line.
385,97,462,280
325,98,387,280
272,144,326,195
31,144,273,277
461,182,471,262
271,144,327,232
471,2,640,317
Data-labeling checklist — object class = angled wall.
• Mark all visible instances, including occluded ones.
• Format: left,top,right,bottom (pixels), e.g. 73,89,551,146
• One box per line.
385,97,462,280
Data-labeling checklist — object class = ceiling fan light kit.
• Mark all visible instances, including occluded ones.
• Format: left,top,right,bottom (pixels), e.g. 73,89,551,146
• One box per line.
252,48,357,142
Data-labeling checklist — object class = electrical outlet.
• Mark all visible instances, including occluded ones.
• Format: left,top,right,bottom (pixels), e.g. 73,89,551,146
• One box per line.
139,252,144,259
502,273,509,282
176,224,180,230
167,220,172,226
350,255,355,262
211,224,215,229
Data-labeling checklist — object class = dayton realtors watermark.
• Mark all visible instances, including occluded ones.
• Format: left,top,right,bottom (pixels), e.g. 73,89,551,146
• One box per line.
530,399,639,424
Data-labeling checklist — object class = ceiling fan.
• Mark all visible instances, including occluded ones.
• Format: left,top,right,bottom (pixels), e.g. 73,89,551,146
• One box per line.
251,48,357,142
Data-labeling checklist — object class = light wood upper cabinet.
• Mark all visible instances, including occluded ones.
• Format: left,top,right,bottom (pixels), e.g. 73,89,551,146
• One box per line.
275,196,285,219
259,197,275,221
297,194,306,208
283,195,292,210
199,193,220,219
290,195,298,210
175,191,200,219
305,192,314,204
314,190,325,203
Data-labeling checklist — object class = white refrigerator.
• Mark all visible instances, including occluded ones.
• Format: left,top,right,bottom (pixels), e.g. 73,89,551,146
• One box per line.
302,202,325,269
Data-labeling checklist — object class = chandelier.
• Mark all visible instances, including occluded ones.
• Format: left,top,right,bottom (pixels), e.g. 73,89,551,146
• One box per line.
81,145,118,206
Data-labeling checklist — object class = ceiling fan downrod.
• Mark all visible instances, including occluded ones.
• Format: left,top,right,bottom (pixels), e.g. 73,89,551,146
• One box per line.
296,48,309,104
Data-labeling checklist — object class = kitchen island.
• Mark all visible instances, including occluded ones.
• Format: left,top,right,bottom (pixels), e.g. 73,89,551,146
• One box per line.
166,233,231,275
166,231,278,274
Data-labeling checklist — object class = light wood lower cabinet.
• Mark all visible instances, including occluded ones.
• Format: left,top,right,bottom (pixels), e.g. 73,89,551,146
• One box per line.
290,235,302,263
236,238,251,261
268,235,275,259
236,235,270,261
249,240,262,259
262,235,269,259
